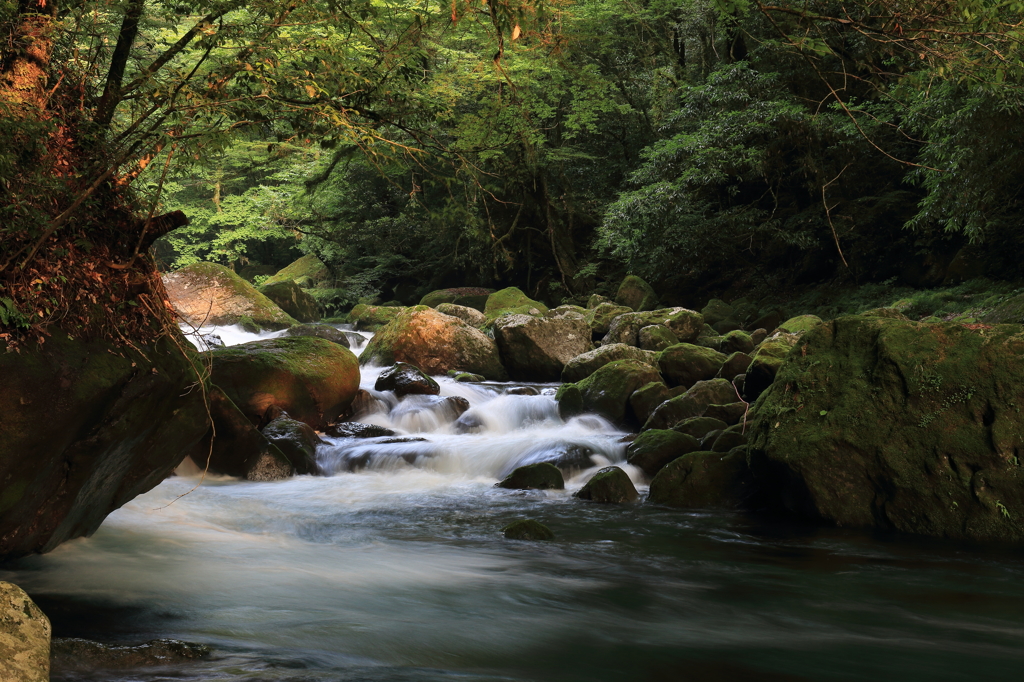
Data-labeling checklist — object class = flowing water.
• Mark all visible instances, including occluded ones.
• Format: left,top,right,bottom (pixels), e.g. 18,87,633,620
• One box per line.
4,325,1024,681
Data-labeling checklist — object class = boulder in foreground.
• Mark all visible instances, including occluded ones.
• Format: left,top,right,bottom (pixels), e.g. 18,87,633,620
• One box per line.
574,466,639,503
162,261,297,329
0,582,50,682
749,316,1024,543
496,462,565,490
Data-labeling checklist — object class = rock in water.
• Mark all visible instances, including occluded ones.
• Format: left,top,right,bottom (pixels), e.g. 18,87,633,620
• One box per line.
162,261,297,329
502,519,555,541
51,638,209,670
574,466,639,503
561,343,656,383
648,449,755,509
0,332,210,558
559,359,663,427
262,412,324,475
210,336,360,430
0,582,50,682
284,323,350,347
748,315,1024,543
360,306,507,380
626,430,701,476
374,362,440,396
258,280,320,323
348,304,407,331
324,422,396,438
496,463,565,490
493,313,592,381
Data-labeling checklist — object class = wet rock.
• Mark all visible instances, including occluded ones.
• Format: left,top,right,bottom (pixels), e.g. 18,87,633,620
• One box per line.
644,378,737,431
0,582,50,682
454,412,486,433
162,261,298,329
502,519,555,541
199,332,224,348
626,430,701,476
574,466,639,503
748,315,1024,543
0,331,210,559
210,336,360,430
671,416,728,440
284,323,350,347
360,307,507,380
496,462,565,490
258,280,320,323
348,304,408,331
494,312,592,381
561,343,656,383
262,413,323,475
561,359,663,427
638,324,679,351
703,402,748,426
614,274,658,312
513,442,597,473
717,351,753,382
375,362,441,396
455,372,485,382
324,422,397,439
50,638,209,670
436,302,486,327
648,449,755,509
658,343,728,388
506,386,540,396
188,386,294,481
444,395,471,419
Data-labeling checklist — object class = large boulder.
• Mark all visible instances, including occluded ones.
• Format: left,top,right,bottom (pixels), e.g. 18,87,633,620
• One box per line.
748,315,1024,543
648,449,754,508
561,343,656,383
574,466,639,503
263,254,331,287
494,312,592,381
258,280,320,323
614,274,658,312
162,262,297,329
658,343,728,388
629,381,686,425
602,308,703,347
348,304,407,331
586,302,633,336
209,336,360,430
626,429,701,476
420,287,494,312
644,378,737,431
483,287,549,325
559,359,663,427
360,306,507,380
0,582,50,682
188,386,294,481
777,314,823,335
0,331,210,559
743,331,799,401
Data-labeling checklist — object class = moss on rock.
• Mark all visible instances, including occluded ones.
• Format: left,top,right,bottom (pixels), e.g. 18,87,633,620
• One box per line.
483,287,549,325
419,287,494,312
348,304,408,331
626,429,701,476
569,359,664,427
657,343,728,388
162,262,297,329
574,466,639,503
258,280,321,323
496,462,565,490
263,254,331,287
503,519,555,540
614,274,658,312
648,449,754,508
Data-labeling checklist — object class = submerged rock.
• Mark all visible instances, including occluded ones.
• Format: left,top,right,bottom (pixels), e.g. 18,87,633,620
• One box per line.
502,519,555,541
512,442,597,474
162,261,297,329
574,466,639,503
496,462,565,490
50,637,209,670
375,362,441,396
0,582,50,682
494,313,592,381
360,307,507,380
210,336,360,430
748,315,1024,543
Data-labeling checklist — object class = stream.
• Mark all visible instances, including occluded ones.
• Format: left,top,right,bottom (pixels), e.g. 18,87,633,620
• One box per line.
4,325,1024,681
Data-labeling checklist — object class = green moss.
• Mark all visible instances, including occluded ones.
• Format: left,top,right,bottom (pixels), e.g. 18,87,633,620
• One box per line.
574,466,639,503
483,287,548,325
173,262,298,329
503,519,555,540
348,304,409,331
263,254,331,287
573,359,663,426
419,287,494,312
614,274,658,312
778,314,823,334
496,462,565,490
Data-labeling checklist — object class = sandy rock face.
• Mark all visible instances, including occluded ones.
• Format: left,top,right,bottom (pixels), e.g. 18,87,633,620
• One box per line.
162,261,296,329
0,583,51,682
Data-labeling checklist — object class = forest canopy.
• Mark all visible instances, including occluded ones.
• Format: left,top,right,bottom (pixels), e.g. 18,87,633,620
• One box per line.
3,0,1024,325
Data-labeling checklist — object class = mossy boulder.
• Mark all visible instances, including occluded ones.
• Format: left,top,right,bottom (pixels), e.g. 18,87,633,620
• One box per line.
748,315,1024,543
629,381,686,425
703,403,748,426
639,325,679,351
496,462,565,490
561,343,656,383
419,287,494,312
644,378,737,431
648,449,754,509
375,362,440,396
503,519,555,540
284,323,350,347
564,359,663,427
262,412,323,475
657,343,728,388
162,262,297,329
743,332,800,401
614,275,658,312
586,302,632,336
494,312,592,381
720,330,754,355
210,336,360,430
982,293,1024,324
483,287,549,325
587,294,612,309
626,429,701,476
701,299,734,326
672,416,728,440
189,387,294,481
360,307,507,380
717,351,753,382
0,582,50,682
263,254,331,287
348,304,407,331
778,314,823,335
0,331,210,559
435,303,486,327
602,308,704,347
574,466,639,503
258,280,320,323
